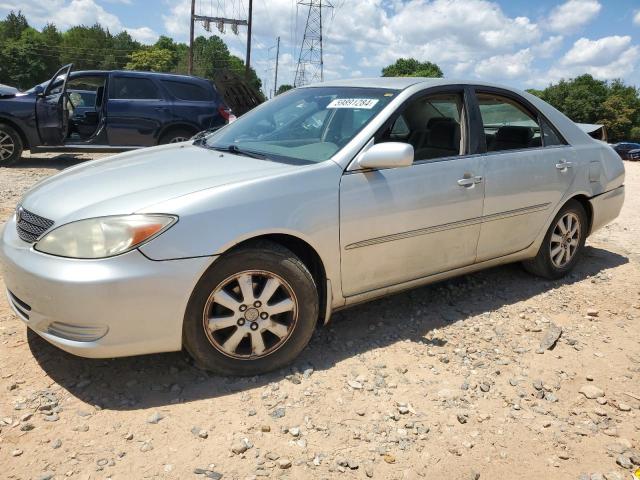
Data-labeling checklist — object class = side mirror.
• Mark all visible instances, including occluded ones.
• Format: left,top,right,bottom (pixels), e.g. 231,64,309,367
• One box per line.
34,85,44,97
357,142,414,170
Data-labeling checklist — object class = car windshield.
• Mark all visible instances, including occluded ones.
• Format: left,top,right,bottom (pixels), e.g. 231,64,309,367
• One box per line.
202,87,396,163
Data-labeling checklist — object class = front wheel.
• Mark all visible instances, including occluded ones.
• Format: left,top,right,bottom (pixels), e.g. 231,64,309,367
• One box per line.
0,123,23,167
523,199,587,279
183,242,319,375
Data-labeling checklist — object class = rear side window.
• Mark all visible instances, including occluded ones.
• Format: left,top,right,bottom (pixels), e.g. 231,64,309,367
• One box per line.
477,93,541,152
161,80,213,101
110,77,160,100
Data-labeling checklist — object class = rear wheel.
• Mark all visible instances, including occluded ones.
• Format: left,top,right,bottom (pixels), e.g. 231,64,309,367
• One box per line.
183,242,319,375
0,124,23,167
523,200,587,279
159,128,194,144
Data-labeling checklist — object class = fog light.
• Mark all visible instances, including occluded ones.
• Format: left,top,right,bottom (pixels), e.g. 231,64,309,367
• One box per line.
47,322,109,342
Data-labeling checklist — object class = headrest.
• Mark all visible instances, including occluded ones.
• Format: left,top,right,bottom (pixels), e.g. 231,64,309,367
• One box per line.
429,119,460,149
494,126,534,144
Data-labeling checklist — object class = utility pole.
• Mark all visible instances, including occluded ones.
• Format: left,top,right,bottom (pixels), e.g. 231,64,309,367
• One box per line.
245,0,253,79
188,0,195,75
187,0,250,76
273,36,280,97
294,1,333,87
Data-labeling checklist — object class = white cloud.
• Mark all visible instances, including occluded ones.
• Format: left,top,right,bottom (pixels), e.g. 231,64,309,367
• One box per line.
547,0,601,33
540,35,640,82
354,0,542,80
531,35,564,58
634,10,640,26
561,35,632,66
474,48,534,79
0,0,158,43
125,26,158,44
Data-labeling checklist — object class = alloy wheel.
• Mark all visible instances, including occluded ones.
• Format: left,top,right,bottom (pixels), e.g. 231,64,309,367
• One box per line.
169,136,189,143
0,130,15,161
202,270,298,359
549,212,581,268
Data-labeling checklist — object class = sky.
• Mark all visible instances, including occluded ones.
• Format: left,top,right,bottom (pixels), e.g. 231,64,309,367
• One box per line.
1,0,639,95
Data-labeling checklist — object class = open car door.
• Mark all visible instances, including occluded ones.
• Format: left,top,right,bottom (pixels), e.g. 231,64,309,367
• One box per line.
35,64,72,145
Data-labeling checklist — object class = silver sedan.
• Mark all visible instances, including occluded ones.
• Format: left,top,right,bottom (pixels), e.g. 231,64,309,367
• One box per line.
0,78,625,375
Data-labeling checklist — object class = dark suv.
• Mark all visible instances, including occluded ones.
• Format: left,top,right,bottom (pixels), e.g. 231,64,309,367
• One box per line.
0,64,233,166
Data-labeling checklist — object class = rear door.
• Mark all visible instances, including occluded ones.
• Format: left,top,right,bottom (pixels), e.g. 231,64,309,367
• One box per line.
35,64,72,145
159,78,222,131
473,88,577,262
106,74,167,146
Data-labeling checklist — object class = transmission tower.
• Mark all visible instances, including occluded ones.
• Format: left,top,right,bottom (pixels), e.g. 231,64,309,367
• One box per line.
294,0,333,87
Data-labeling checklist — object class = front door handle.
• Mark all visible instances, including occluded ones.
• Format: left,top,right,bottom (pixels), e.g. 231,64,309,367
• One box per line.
556,160,574,170
457,177,475,187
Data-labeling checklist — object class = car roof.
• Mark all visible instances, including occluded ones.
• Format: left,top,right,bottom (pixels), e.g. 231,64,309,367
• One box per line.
302,77,525,92
70,69,209,83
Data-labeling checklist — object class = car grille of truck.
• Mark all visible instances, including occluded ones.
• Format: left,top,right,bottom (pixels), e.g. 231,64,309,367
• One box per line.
16,207,54,243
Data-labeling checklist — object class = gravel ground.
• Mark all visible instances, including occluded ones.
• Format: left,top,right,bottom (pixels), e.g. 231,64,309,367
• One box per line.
1,152,639,480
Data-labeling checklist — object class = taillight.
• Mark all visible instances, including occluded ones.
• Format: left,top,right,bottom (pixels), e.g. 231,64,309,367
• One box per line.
218,105,236,123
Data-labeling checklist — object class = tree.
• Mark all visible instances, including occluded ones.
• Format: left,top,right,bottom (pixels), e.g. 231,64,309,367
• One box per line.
126,48,175,72
381,58,443,78
276,84,293,95
0,10,29,41
528,74,640,142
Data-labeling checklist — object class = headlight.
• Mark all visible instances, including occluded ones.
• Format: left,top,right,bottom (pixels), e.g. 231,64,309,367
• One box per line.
35,214,177,259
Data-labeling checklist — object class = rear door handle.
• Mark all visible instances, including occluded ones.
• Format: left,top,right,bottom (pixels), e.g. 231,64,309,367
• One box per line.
556,160,574,170
457,175,483,187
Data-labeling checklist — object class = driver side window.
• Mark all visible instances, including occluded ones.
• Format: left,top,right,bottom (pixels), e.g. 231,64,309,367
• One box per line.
376,93,465,161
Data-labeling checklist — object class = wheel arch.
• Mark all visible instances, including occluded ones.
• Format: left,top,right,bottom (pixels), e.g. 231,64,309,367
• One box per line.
157,122,199,143
0,117,29,149
566,193,594,236
226,233,329,328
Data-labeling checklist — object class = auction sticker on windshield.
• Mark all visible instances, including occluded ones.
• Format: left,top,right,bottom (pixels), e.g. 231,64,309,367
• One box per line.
327,98,379,109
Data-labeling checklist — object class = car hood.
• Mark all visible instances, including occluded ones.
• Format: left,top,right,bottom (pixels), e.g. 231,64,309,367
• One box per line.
0,83,19,98
20,143,301,223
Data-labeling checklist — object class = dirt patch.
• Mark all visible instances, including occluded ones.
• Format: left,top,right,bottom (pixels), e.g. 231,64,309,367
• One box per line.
1,153,639,480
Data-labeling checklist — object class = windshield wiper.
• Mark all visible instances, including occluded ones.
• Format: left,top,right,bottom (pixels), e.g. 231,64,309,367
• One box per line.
208,144,267,159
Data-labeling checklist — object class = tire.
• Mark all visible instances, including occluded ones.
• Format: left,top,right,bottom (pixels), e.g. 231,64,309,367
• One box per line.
522,199,588,280
0,123,23,167
159,128,194,145
183,241,319,375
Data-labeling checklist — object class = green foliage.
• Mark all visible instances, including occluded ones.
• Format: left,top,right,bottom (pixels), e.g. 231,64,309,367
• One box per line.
125,48,176,72
0,10,28,40
276,84,293,95
528,74,640,142
381,58,443,78
0,11,262,94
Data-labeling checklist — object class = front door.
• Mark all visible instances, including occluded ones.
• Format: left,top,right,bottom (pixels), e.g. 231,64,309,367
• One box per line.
473,90,577,262
35,64,72,146
340,89,485,297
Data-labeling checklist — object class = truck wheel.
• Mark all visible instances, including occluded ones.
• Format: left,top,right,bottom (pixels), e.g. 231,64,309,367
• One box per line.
0,124,23,167
159,128,194,144
183,241,319,376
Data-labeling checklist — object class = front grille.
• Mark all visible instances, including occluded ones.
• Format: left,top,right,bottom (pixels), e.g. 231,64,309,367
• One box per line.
16,207,54,243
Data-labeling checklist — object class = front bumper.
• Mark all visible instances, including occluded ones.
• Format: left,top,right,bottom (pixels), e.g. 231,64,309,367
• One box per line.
0,216,213,358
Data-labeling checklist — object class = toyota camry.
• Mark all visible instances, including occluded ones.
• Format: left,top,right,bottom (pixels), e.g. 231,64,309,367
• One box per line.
0,78,625,375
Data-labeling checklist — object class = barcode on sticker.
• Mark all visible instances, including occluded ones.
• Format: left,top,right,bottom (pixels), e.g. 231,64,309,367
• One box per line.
327,98,379,109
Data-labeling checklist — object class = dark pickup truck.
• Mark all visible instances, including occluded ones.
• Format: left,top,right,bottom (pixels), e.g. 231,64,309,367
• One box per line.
0,64,233,166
